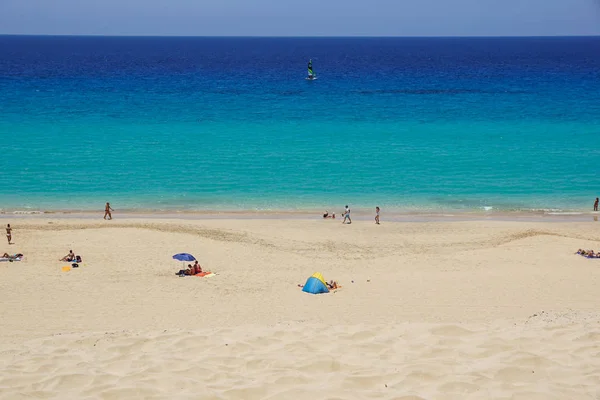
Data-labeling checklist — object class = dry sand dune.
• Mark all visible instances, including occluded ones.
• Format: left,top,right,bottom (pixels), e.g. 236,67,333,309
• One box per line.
1,315,600,400
1,218,600,399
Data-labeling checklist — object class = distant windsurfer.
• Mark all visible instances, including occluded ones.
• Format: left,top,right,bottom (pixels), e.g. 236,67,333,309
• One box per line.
307,59,315,79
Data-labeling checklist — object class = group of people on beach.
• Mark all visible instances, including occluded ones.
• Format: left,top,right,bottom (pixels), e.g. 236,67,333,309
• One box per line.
3,224,84,264
176,260,203,276
576,249,600,258
5,220,340,292
323,206,380,225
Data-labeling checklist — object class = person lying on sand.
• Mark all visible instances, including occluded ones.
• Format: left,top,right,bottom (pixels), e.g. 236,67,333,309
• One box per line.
326,280,340,289
60,250,75,262
3,253,24,260
576,249,600,258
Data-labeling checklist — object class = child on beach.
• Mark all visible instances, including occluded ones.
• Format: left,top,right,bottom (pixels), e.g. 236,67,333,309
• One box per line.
375,207,380,224
594,198,599,211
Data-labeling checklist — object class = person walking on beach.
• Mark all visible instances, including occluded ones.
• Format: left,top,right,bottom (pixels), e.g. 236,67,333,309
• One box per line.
6,224,12,245
104,202,114,220
375,207,380,225
342,205,352,224
594,198,599,212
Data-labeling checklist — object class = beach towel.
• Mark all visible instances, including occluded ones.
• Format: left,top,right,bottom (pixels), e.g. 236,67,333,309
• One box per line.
195,271,215,277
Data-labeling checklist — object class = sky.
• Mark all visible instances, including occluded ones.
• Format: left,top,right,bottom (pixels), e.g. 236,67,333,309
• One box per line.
1,0,599,36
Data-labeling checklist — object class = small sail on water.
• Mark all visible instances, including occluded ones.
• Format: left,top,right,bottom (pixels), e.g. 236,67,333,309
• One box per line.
306,59,317,80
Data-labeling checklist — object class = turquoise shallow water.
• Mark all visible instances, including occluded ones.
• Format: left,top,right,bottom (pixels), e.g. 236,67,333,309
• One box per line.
1,36,599,212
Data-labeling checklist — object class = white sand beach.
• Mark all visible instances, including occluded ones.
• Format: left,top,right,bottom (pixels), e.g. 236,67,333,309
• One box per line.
1,218,600,399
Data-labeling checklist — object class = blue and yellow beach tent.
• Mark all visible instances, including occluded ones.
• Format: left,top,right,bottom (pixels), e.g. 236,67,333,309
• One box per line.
302,272,329,294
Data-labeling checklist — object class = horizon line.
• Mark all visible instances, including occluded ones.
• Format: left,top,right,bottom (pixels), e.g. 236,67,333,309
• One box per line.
1,33,599,39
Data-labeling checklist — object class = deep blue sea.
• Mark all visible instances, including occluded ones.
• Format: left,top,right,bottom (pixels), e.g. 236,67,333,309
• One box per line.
1,36,599,213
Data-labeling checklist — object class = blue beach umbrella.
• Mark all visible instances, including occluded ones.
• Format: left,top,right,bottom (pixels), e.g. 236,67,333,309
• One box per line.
173,253,196,272
173,253,196,262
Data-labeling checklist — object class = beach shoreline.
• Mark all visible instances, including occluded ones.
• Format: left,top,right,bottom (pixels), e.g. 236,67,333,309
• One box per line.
2,208,600,223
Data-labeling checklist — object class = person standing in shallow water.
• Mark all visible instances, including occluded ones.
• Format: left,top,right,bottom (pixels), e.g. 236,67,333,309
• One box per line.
6,224,12,245
375,207,380,225
104,202,114,220
594,198,599,212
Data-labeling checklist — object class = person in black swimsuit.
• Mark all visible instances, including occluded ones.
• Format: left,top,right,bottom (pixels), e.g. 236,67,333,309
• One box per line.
6,224,12,245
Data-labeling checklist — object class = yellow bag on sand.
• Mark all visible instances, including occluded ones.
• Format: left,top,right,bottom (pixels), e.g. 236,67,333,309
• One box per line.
62,266,71,272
